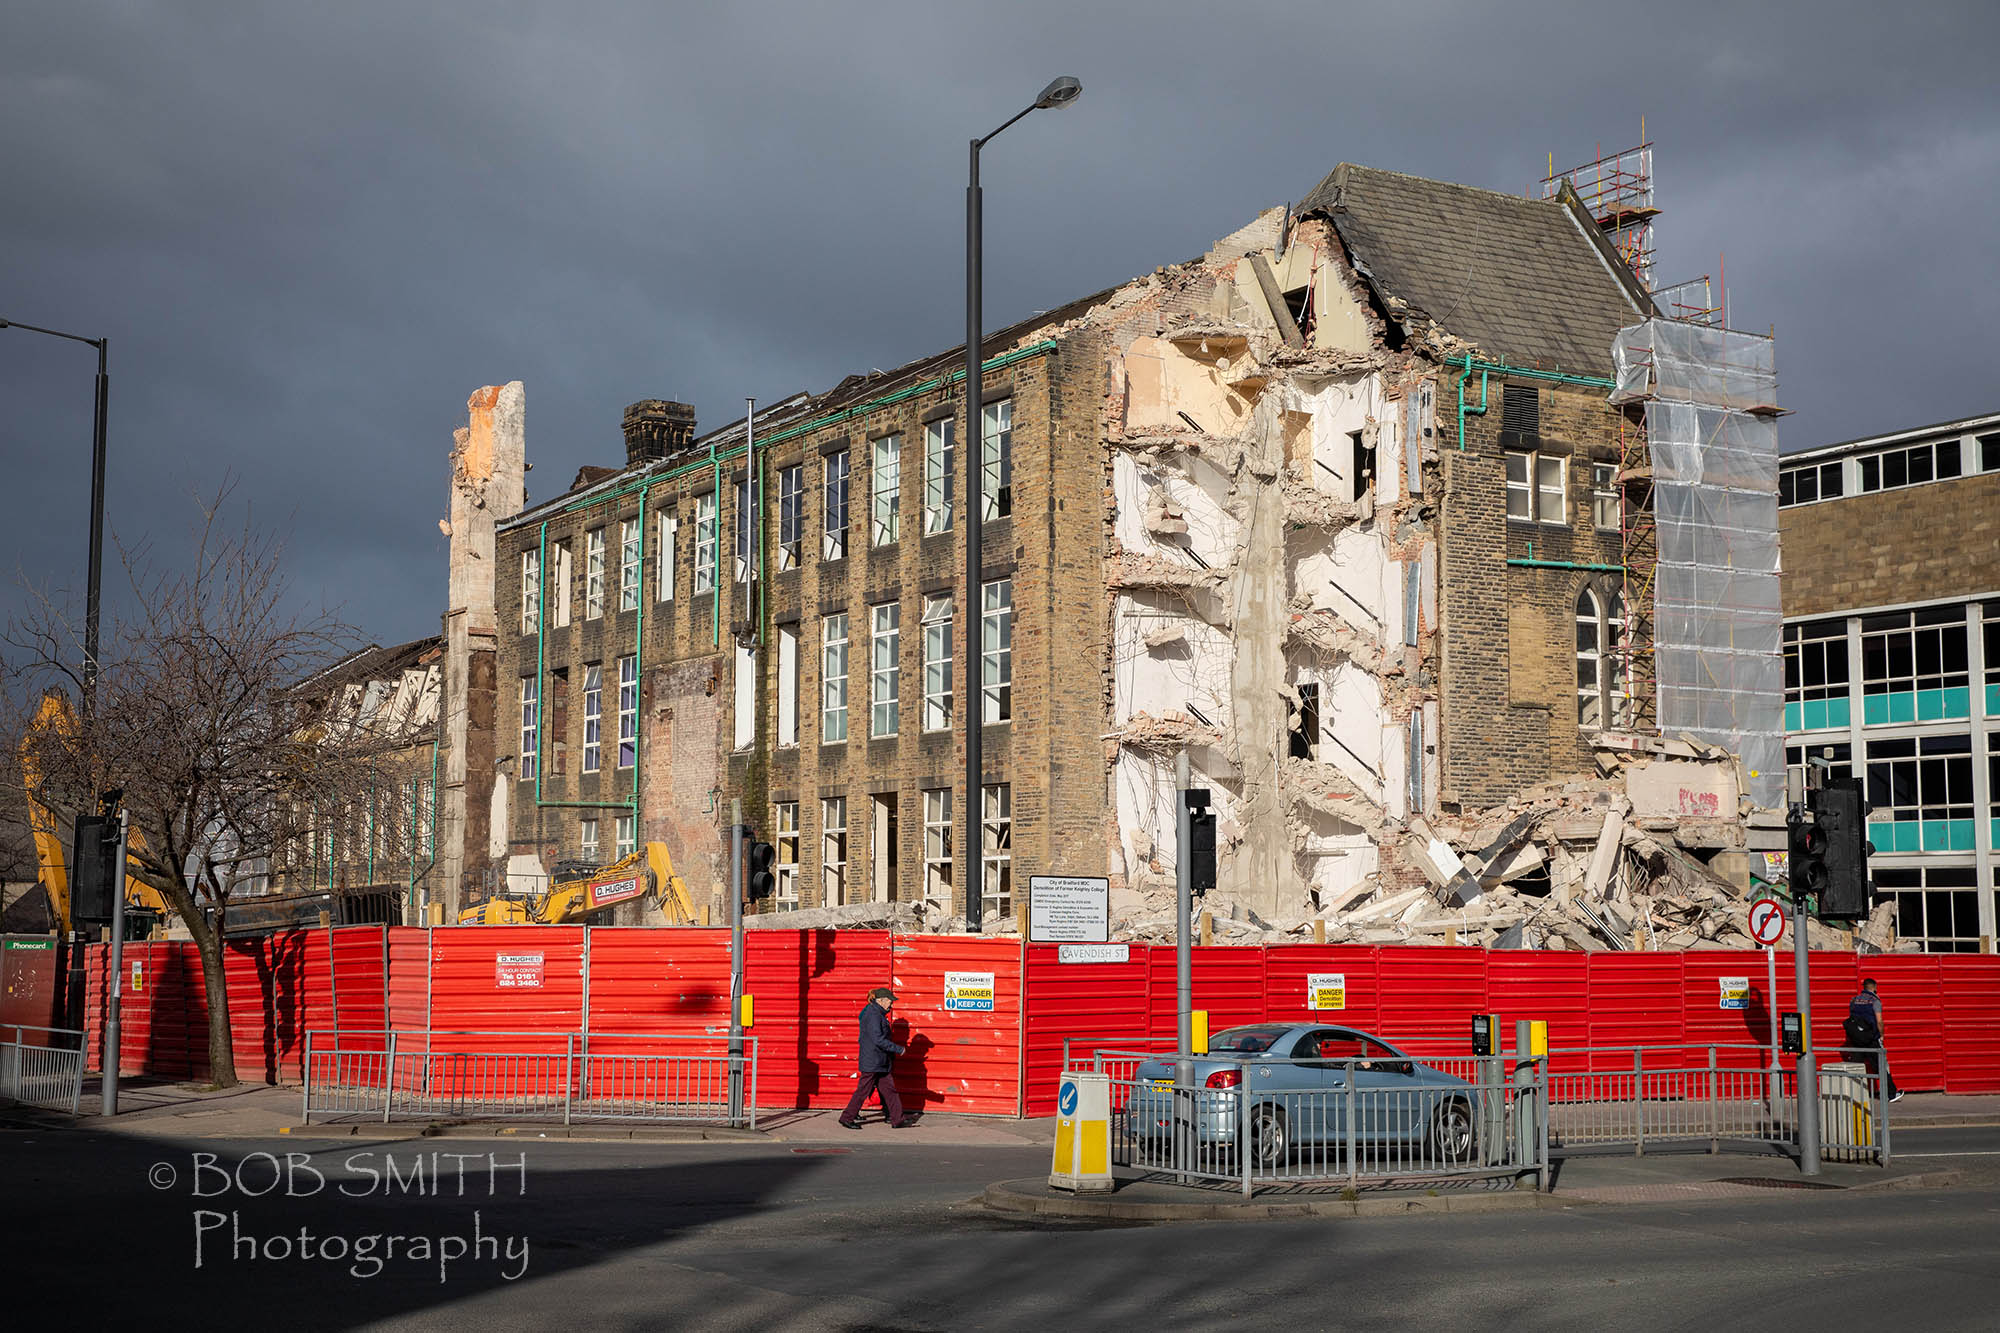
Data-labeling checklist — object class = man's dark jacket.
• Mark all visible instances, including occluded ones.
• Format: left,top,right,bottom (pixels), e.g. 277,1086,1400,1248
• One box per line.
858,1002,904,1073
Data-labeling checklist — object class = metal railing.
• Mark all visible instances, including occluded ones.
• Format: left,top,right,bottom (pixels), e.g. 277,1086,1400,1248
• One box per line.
1541,1043,1888,1164
1088,1050,1544,1195
303,1029,757,1128
1,1023,85,1115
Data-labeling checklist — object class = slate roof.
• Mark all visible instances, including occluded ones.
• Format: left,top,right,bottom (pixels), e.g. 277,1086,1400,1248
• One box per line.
1298,164,1652,377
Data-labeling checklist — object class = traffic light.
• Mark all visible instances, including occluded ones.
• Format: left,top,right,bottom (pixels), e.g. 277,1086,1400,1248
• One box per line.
746,838,777,902
71,814,117,924
1787,808,1827,900
1184,789,1216,897
1815,777,1872,921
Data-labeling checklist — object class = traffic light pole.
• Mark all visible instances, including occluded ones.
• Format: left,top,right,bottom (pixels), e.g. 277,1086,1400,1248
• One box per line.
1173,751,1195,1174
728,803,745,1127
103,809,129,1116
1793,879,1819,1176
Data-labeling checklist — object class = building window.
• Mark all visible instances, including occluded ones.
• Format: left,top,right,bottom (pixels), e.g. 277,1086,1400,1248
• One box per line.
1857,439,1961,494
579,818,599,862
823,450,850,561
585,529,606,619
1348,430,1375,502
777,463,803,570
821,613,849,743
1591,463,1619,529
550,541,573,627
1986,602,2000,692
618,518,641,612
871,434,901,546
821,796,848,907
733,478,754,583
983,400,1013,520
1859,607,1969,722
1779,460,1845,507
733,642,755,752
614,813,635,859
1505,451,1566,524
1866,735,1974,827
1981,432,2000,473
774,801,800,911
923,418,954,534
658,514,677,602
922,594,953,732
521,549,541,633
777,624,799,748
1875,865,1982,953
1784,618,1850,731
581,664,602,773
923,788,952,907
981,783,1012,919
871,600,900,738
548,668,569,776
982,578,1013,723
519,676,539,781
617,655,637,768
1577,589,1604,728
1783,741,1852,812
694,494,717,595
1501,382,1540,438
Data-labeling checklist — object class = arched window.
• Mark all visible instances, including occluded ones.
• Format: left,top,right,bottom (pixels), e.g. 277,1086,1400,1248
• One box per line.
1606,591,1632,727
1576,589,1603,727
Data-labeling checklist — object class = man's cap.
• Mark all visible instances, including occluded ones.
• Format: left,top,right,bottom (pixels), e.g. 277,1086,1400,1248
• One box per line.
869,987,896,1000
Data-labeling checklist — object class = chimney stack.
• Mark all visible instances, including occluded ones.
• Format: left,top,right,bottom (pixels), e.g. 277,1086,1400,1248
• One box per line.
623,399,697,466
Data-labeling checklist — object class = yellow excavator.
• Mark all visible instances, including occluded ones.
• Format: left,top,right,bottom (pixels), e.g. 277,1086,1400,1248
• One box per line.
457,842,699,926
18,689,170,932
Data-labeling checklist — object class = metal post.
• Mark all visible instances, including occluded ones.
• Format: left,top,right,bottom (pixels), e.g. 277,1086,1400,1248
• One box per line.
302,1031,312,1124
102,809,129,1116
563,1033,574,1127
1793,886,1820,1175
1537,1058,1551,1194
1239,1060,1252,1198
84,340,108,715
1707,1046,1719,1153
1633,1047,1644,1155
1173,751,1193,1174
1514,1020,1535,1169
728,803,746,1127
963,136,984,938
1766,936,1782,1109
383,1031,397,1124
1346,1068,1359,1188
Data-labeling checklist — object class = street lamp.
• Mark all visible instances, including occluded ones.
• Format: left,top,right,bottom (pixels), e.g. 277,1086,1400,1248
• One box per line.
0,317,111,717
964,76,1081,934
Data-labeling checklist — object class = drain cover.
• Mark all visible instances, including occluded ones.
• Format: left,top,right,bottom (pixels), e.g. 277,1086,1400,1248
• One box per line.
1716,1176,1843,1190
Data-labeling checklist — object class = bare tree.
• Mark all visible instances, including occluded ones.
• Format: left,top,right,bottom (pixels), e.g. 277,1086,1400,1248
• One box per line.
6,490,374,1087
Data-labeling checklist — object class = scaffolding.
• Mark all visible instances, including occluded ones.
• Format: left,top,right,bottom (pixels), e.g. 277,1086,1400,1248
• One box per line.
1543,142,1659,290
1610,320,1784,807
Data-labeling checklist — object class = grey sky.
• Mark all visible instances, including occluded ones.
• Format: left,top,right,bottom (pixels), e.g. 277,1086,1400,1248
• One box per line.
5,1,1995,648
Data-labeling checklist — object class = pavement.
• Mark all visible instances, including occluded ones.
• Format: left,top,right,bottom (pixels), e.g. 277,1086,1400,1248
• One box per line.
10,1077,1997,1226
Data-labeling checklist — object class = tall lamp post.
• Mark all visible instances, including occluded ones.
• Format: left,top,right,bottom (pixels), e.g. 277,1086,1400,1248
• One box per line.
963,75,1080,934
0,317,111,717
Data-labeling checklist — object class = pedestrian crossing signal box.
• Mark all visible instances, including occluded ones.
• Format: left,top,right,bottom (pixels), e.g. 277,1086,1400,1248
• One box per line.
1781,1012,1803,1055
1050,1071,1113,1193
1471,1014,1499,1057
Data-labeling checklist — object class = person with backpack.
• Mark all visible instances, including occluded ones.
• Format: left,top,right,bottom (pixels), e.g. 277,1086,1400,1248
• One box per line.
1844,977,1902,1102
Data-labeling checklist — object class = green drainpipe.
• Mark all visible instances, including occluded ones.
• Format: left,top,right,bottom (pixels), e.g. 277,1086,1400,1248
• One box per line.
1506,558,1626,573
1454,353,1616,450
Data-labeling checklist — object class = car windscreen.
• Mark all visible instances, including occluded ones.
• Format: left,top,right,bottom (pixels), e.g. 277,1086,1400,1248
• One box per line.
1207,1026,1290,1053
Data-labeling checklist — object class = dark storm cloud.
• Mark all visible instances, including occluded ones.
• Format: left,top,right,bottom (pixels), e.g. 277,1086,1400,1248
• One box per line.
5,1,1995,645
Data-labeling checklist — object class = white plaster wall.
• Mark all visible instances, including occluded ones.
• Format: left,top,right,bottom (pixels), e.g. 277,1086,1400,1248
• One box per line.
1124,336,1257,436
1322,661,1389,803
1302,373,1386,499
1112,747,1244,890
1113,591,1233,728
1112,453,1239,567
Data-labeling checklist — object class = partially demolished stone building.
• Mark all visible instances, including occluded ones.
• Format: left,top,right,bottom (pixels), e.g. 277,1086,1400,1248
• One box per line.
472,162,1786,949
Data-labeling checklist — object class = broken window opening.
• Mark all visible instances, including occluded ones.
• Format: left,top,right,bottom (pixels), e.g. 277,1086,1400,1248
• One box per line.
777,463,803,570
1591,462,1619,530
551,541,573,627
821,796,848,907
922,593,953,732
924,418,954,535
870,792,899,903
982,578,1013,723
616,654,637,769
549,667,569,777
519,675,539,782
1349,430,1376,502
982,400,1013,520
923,788,953,909
1289,682,1321,760
733,478,753,584
773,801,800,910
981,783,1013,918
871,434,901,546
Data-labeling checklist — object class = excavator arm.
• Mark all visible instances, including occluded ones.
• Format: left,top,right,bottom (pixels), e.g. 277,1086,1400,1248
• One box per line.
455,842,698,927
19,689,169,932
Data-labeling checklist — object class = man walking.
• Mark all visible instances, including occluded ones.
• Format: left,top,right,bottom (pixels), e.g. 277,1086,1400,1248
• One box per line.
839,986,917,1129
1844,977,1903,1102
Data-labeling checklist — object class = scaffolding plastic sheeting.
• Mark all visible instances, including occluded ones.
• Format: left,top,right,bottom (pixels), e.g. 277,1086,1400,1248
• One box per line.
1609,319,1778,414
1612,319,1785,808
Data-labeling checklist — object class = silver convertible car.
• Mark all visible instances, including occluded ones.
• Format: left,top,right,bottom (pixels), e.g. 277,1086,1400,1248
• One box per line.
1127,1023,1480,1168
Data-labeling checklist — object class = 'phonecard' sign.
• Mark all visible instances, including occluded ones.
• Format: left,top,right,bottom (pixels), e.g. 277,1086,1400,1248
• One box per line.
944,971,995,1012
1307,973,1346,1010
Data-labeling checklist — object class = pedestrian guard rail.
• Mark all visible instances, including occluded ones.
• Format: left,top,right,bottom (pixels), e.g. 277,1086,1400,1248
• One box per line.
0,1023,84,1115
303,1029,757,1128
1082,1048,1546,1194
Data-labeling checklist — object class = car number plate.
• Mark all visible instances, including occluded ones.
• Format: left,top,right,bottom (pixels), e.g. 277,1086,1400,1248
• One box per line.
1151,1079,1174,1087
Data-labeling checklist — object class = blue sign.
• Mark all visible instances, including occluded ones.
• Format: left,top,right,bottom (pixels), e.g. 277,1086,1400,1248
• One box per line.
1058,1081,1079,1117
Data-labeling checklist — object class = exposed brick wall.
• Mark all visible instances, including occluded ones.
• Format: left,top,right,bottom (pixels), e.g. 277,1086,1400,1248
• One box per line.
1780,471,2000,618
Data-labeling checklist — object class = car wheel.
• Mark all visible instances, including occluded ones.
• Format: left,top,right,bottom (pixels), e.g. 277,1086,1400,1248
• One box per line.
1250,1104,1288,1169
1431,1098,1475,1164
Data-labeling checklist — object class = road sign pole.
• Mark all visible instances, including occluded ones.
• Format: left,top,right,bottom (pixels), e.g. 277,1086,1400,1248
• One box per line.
1793,887,1820,1176
1173,750,1194,1176
728,801,745,1128
1766,939,1781,1108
